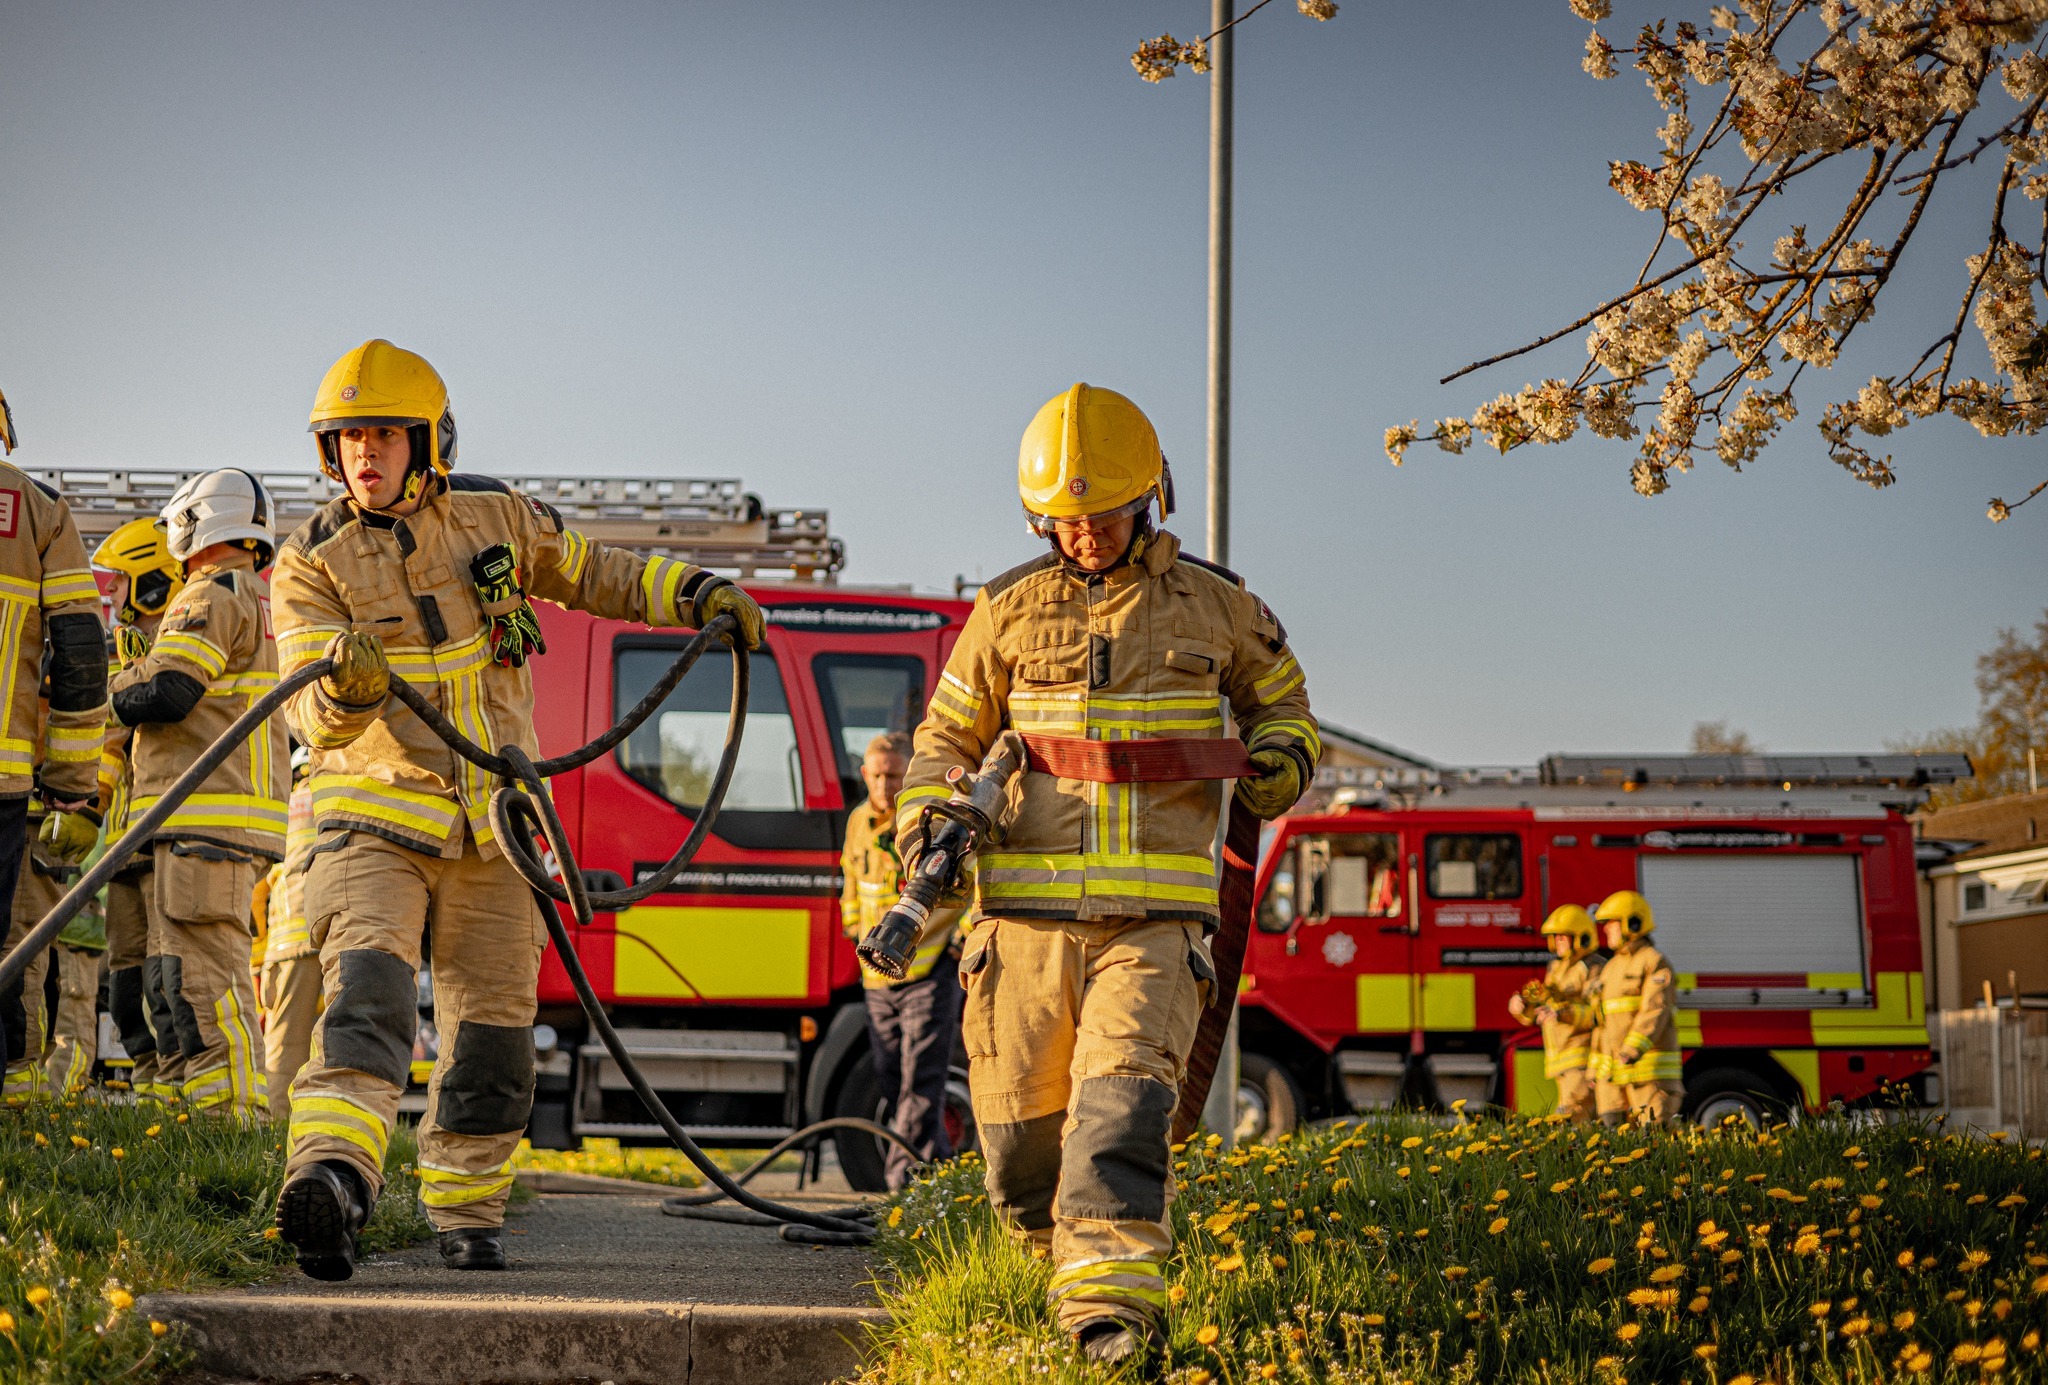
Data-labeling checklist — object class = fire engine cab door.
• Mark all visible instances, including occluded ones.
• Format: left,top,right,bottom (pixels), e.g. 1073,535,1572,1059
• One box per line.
1287,831,1412,1037
1417,829,1541,1037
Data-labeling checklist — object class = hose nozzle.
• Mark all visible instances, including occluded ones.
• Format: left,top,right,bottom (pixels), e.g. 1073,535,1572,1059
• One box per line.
855,907,922,980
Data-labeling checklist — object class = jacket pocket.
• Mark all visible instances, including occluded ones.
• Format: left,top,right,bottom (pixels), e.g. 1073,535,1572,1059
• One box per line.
1186,936,1218,1013
1017,661,1084,684
1164,649,1216,675
959,922,998,1058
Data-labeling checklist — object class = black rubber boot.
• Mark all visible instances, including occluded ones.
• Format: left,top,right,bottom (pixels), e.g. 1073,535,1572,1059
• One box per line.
276,1160,370,1282
1074,1316,1165,1379
437,1227,509,1271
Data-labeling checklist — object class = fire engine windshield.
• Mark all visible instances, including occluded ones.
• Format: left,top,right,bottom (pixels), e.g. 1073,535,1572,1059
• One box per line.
813,654,925,784
614,644,803,811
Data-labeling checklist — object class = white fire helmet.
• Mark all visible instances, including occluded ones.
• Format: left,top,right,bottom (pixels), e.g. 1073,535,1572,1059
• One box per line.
161,469,275,564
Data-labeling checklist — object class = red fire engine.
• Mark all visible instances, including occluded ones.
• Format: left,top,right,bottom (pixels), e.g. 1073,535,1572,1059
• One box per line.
1235,755,1966,1133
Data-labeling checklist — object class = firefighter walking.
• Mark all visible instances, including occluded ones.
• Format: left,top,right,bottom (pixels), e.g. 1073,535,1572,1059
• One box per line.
899,384,1317,1367
0,387,110,1085
270,339,763,1280
1590,889,1682,1126
1509,904,1603,1122
92,518,188,1101
108,470,290,1117
842,730,964,1189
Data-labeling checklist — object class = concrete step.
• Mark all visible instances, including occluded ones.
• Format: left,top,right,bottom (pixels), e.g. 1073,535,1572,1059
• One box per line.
142,1291,884,1385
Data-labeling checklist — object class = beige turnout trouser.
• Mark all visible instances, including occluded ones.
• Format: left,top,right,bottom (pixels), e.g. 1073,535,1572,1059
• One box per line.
260,953,322,1122
46,944,101,1096
961,915,1209,1334
146,841,265,1116
105,868,177,1098
1,912,50,1101
1552,1066,1595,1122
286,828,544,1231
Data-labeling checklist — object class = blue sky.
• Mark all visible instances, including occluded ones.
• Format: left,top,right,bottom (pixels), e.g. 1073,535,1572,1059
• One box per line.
3,2,2041,763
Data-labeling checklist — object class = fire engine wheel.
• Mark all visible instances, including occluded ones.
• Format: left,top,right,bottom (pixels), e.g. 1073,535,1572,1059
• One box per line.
1235,1052,1301,1145
833,1056,980,1193
1685,1067,1788,1131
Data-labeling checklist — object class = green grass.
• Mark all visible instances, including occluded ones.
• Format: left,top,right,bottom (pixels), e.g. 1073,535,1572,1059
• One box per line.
0,1098,429,1385
863,1113,2048,1384
510,1136,804,1188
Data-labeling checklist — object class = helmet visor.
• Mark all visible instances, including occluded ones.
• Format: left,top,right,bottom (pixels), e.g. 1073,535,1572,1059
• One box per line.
310,415,430,433
1023,490,1156,538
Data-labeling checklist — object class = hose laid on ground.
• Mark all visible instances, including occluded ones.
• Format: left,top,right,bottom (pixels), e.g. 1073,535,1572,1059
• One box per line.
0,615,897,1244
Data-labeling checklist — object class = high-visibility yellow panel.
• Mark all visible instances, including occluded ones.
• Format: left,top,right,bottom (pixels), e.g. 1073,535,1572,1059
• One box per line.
1513,1048,1555,1116
1769,1048,1822,1109
1806,972,1863,991
1421,973,1475,1031
1678,1010,1703,1048
1811,970,1926,1047
1356,973,1412,1032
612,906,812,1000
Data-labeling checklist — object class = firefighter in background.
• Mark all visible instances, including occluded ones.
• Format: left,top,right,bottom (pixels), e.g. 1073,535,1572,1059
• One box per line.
250,749,317,1120
92,518,186,1101
1507,904,1602,1122
841,730,963,1189
2,698,97,1100
0,387,111,1083
109,471,289,1117
899,384,1318,1368
271,339,763,1281
1591,889,1682,1126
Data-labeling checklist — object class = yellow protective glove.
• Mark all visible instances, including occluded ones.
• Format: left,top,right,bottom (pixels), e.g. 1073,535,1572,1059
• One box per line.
323,631,390,708
39,808,102,865
695,581,765,650
114,623,152,667
1619,1034,1647,1064
1234,747,1305,820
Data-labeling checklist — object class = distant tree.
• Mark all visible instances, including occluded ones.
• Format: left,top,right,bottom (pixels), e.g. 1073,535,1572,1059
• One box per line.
1691,719,1761,753
1367,1,2048,524
1891,606,2048,806
1129,0,1339,83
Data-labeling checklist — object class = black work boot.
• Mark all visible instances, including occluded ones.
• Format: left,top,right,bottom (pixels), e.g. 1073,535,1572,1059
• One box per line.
437,1227,509,1271
1074,1316,1165,1379
276,1160,371,1282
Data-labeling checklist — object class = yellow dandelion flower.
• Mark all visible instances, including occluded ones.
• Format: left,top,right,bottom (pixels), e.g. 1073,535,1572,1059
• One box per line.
887,1206,904,1229
1841,1316,1872,1337
1616,1322,1642,1343
1962,1249,1991,1272
1259,1365,1278,1381
1650,1265,1685,1283
1401,1136,1423,1149
1627,1288,1661,1308
145,1124,161,1138
1363,1313,1385,1327
1293,1230,1316,1245
176,1114,188,1123
1491,1188,1509,1202
1998,1193,2028,1210
1688,1295,1710,1314
1695,1344,1718,1360
70,1135,89,1149
1488,1217,1509,1235
107,1289,134,1311
1967,1193,1988,1206
1168,1284,1187,1305
32,1132,47,1147
1892,1309,1916,1332
1444,1266,1468,1282
1589,1257,1616,1275
25,1287,51,1309
1727,1375,1756,1385
1858,1194,1882,1209
1903,1347,1934,1372
1551,1179,1575,1194
1841,1145,1862,1158
1793,1233,1821,1255
1197,1324,1221,1346
1332,1176,1352,1193
1397,1167,1411,1179
1214,1252,1245,1274
2021,1329,2039,1351
1270,1254,1287,1270
1809,1301,1831,1318
2033,1273,2048,1296
1897,1250,1917,1268
1953,1343,1983,1364
1189,1372,1213,1385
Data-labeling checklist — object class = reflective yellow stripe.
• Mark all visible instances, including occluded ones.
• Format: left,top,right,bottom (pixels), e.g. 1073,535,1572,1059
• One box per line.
153,630,230,680
40,569,101,607
639,557,692,626
202,671,280,696
929,671,983,726
894,785,950,837
290,1095,391,1164
1544,1045,1591,1077
45,724,103,764
309,774,463,837
1610,1048,1682,1084
556,528,592,584
417,1162,517,1207
1253,652,1305,703
216,988,262,1111
1046,1257,1168,1309
1603,995,1643,1014
0,573,38,601
182,1063,232,1109
129,792,289,835
279,625,343,672
1254,718,1321,761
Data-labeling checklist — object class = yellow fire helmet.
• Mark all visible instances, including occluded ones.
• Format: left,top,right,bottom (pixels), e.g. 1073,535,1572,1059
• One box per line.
1540,903,1598,955
1017,383,1174,536
92,517,187,623
0,386,15,455
308,339,458,496
1595,889,1657,939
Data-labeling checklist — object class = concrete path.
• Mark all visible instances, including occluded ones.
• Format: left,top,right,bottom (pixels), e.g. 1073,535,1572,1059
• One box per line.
149,1183,889,1385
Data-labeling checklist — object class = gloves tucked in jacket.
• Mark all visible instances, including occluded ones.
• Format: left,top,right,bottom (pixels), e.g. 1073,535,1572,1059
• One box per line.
39,807,102,865
324,632,390,708
114,623,152,668
695,580,765,650
1234,746,1306,819
471,543,548,669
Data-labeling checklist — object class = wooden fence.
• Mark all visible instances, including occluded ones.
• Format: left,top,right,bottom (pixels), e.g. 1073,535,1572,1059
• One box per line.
1933,1005,2048,1138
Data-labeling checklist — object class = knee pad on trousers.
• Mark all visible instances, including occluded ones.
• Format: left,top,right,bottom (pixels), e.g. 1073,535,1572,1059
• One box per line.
979,1109,1063,1233
0,972,24,1066
158,955,206,1060
108,966,156,1059
320,949,418,1087
1060,1075,1176,1223
435,1020,536,1135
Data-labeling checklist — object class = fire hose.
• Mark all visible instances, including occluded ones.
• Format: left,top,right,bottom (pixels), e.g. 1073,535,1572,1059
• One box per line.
0,614,908,1245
